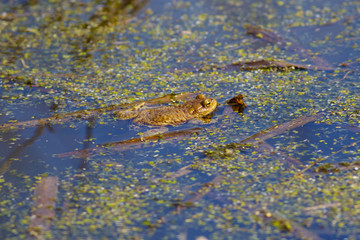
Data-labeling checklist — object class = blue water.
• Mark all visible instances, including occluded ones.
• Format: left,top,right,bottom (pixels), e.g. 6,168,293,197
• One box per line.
1,0,360,239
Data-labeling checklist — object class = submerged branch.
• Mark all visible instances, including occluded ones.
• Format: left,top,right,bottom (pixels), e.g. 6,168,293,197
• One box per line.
225,59,310,71
239,113,323,146
57,127,203,159
303,202,341,212
28,176,59,238
200,59,311,72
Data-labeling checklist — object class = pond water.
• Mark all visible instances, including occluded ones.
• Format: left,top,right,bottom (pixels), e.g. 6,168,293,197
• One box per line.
0,0,359,239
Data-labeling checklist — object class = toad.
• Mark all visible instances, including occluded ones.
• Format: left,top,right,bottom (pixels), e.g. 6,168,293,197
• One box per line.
114,94,217,126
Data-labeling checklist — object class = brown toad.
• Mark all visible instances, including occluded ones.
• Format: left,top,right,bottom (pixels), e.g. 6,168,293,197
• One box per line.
114,94,217,126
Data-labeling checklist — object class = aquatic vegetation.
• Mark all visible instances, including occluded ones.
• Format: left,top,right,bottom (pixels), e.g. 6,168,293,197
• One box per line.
0,0,359,239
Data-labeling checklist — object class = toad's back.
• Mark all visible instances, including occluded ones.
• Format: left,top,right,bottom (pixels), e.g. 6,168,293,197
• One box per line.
115,94,217,126
133,106,196,126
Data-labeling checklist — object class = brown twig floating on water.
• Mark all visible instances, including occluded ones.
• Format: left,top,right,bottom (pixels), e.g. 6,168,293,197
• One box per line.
57,127,203,159
225,59,309,71
0,92,196,131
200,59,310,72
28,176,59,238
238,113,323,146
244,24,334,71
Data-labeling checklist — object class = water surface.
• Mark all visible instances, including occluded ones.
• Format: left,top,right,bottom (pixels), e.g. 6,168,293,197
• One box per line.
0,0,359,239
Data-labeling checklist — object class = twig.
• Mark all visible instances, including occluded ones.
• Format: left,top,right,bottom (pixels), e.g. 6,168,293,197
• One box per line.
225,59,310,71
239,113,323,146
28,176,59,238
303,202,341,212
57,127,203,159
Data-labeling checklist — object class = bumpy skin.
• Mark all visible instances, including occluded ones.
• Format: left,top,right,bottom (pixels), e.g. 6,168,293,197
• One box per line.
115,94,217,126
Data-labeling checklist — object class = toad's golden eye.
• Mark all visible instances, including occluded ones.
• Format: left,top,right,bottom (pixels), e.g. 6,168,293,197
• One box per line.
202,99,211,108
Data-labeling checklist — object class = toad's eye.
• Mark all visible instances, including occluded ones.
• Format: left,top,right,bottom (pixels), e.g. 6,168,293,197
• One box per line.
202,99,211,108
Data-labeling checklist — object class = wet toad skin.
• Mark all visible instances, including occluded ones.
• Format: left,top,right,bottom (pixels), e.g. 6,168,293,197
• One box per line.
115,94,217,126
